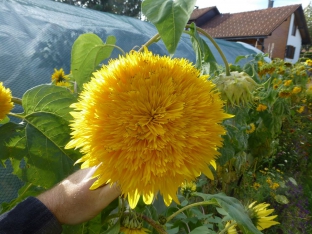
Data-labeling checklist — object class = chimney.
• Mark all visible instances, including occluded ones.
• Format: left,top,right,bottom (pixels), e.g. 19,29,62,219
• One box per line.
268,0,274,8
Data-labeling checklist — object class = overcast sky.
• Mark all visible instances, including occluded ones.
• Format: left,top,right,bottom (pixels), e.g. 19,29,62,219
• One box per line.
195,0,311,13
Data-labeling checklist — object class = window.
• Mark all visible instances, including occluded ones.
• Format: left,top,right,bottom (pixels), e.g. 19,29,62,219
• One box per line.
285,45,296,59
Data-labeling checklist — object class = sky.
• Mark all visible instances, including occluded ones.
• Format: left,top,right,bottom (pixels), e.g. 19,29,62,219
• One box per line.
195,0,311,13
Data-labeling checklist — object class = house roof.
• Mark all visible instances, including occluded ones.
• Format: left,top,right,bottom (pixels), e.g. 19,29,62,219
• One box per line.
190,6,217,20
199,4,310,44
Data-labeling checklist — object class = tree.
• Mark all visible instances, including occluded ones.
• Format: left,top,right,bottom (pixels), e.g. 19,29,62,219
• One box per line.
303,2,312,52
53,0,142,18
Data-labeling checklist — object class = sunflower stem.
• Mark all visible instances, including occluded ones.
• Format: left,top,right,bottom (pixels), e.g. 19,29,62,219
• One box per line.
12,97,22,105
138,33,161,52
185,25,230,76
166,200,218,222
105,44,126,56
8,112,24,120
141,214,167,234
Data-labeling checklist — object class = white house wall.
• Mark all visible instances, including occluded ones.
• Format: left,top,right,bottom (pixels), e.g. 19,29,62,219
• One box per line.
285,13,302,63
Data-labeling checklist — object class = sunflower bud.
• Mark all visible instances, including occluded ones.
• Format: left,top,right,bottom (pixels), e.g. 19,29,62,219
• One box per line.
121,213,143,229
213,71,259,106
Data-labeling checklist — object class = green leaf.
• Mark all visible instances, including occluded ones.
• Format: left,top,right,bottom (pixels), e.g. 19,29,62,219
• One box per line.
101,198,119,223
0,122,26,161
235,55,248,64
274,195,289,204
71,33,116,90
194,193,262,234
187,23,218,75
142,0,196,54
102,219,120,234
8,85,81,188
189,226,211,234
0,115,10,124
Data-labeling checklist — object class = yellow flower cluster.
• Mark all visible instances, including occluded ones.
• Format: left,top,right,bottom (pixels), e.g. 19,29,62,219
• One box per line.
266,177,280,190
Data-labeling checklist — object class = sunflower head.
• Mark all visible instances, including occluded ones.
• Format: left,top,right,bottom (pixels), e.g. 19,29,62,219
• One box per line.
225,221,238,234
0,82,14,121
247,201,280,231
213,71,259,106
66,49,232,209
292,86,302,94
180,180,197,197
246,123,256,134
51,68,70,86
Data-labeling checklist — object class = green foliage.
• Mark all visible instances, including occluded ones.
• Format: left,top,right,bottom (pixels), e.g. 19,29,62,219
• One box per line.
142,0,196,55
186,23,218,75
71,33,117,91
54,0,142,18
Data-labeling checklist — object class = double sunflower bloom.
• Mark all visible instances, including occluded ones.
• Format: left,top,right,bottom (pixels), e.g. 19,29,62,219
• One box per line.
66,49,232,208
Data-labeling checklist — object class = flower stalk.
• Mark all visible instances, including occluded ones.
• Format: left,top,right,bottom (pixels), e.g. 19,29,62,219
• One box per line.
141,214,167,234
166,200,218,222
11,97,22,105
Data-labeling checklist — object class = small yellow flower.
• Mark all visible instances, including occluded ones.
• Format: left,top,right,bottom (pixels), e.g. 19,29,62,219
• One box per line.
283,80,292,86
297,106,305,113
51,68,70,86
253,182,261,190
247,201,280,231
246,123,256,134
256,104,267,112
279,90,291,98
266,177,272,185
292,86,302,94
305,59,312,66
0,82,14,120
180,180,197,197
270,182,280,190
273,84,279,90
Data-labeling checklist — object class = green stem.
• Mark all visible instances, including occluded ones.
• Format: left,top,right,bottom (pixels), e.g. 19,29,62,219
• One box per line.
12,97,22,105
105,44,126,56
185,24,230,76
8,112,24,120
138,33,161,52
141,214,167,234
167,200,218,222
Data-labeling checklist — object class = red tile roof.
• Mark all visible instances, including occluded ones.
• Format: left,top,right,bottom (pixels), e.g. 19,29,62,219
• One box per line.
200,4,301,38
190,6,217,20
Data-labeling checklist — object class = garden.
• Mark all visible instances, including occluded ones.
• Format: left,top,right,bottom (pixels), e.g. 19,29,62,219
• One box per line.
0,0,311,233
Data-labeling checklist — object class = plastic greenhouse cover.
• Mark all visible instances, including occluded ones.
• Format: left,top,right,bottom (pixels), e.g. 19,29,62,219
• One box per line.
0,0,259,203
0,0,260,99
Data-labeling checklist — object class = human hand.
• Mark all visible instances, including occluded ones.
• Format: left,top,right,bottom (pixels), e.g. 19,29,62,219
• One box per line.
37,166,120,225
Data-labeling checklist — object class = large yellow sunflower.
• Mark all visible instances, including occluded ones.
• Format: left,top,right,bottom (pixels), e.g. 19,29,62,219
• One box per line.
0,82,14,120
66,48,232,208
247,201,280,231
